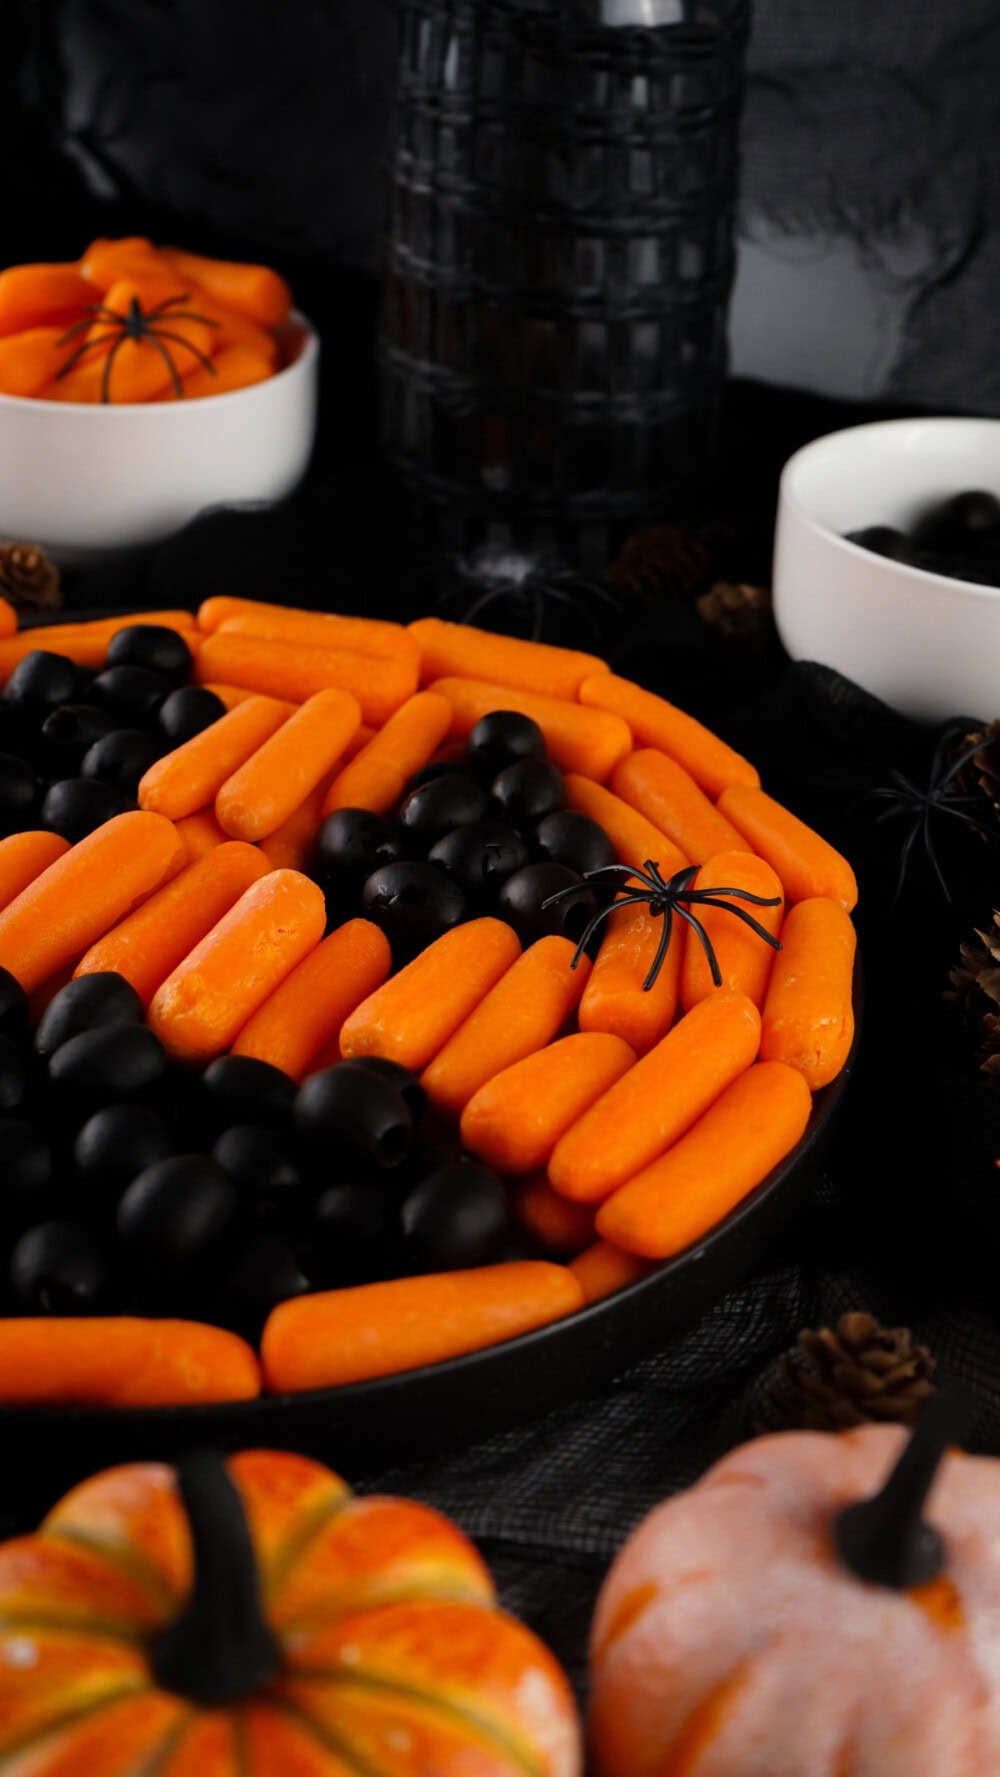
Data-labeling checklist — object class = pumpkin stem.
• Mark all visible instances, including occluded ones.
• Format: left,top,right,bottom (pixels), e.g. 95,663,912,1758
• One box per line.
833,1387,973,1590
150,1452,280,1705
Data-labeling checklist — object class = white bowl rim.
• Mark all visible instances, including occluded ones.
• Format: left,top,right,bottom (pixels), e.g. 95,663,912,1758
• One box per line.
778,415,1000,605
0,308,319,417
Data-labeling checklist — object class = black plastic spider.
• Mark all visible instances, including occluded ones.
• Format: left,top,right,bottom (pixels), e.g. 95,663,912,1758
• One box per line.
872,725,999,901
56,292,219,403
543,858,782,990
438,547,622,647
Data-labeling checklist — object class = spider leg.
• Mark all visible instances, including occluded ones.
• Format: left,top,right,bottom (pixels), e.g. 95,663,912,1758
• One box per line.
148,328,218,378
921,808,951,901
687,886,782,908
55,331,123,379
673,904,722,986
684,895,783,949
100,334,126,404
56,309,122,343
457,586,505,626
146,310,221,330
641,905,673,992
892,821,921,903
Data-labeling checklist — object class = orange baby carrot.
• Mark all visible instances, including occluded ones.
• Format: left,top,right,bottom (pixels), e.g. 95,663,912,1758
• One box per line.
511,1175,598,1257
195,632,417,726
211,601,419,668
340,918,522,1072
171,343,273,400
421,935,592,1120
0,630,110,678
0,262,98,335
429,677,632,780
0,1317,260,1406
578,900,683,1055
564,773,688,876
760,897,857,1089
321,691,452,817
257,774,333,872
611,749,750,866
148,868,326,1063
261,1262,583,1391
176,291,279,363
409,616,609,700
0,810,184,993
0,327,76,397
596,1060,812,1258
717,784,859,911
174,807,230,860
548,989,762,1203
232,918,392,1079
579,673,760,796
73,840,270,1007
162,249,292,328
0,831,70,910
201,682,257,711
215,688,361,842
0,598,15,638
138,693,292,821
77,236,164,289
569,1241,656,1303
680,850,785,1012
459,1031,636,1176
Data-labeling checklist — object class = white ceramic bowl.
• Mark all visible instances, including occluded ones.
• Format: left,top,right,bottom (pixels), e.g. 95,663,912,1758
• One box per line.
772,416,1000,723
0,314,319,565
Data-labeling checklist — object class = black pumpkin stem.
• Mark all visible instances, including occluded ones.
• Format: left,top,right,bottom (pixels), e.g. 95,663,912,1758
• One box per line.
833,1387,974,1590
55,292,219,402
150,1451,280,1705
542,858,782,991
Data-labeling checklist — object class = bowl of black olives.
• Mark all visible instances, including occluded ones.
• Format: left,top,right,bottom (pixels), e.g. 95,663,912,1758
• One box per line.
773,417,1000,722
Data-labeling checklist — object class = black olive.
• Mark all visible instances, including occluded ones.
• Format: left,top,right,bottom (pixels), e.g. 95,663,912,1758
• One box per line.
202,1054,297,1129
41,777,136,842
10,1221,114,1313
398,775,490,849
911,490,1000,558
39,704,116,775
403,760,483,793
0,1034,31,1113
154,1061,214,1147
91,664,170,725
116,1155,237,1269
361,861,467,956
73,1104,174,1207
315,808,408,883
401,1162,510,1270
305,1178,404,1287
427,821,529,898
48,1024,166,1099
159,685,226,746
0,966,28,1044
212,1125,308,1229
105,625,193,686
843,526,914,563
491,758,566,827
213,1234,311,1337
3,650,79,712
81,729,162,795
0,751,40,833
295,1064,413,1169
497,862,597,946
35,973,144,1056
337,1056,427,1126
467,710,546,776
0,1121,57,1226
534,809,617,876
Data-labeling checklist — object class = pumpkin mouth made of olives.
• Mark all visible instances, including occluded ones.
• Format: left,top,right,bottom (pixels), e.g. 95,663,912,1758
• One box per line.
0,598,858,1407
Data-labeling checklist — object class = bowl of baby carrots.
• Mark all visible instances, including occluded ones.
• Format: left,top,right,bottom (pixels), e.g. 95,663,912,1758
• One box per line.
0,236,318,563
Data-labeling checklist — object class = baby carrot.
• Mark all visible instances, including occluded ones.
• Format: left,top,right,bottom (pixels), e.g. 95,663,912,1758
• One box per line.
174,808,230,860
0,810,184,993
0,613,195,682
181,294,279,363
511,1175,598,1257
429,677,632,780
201,682,257,711
680,850,785,1012
0,1317,260,1406
0,262,98,335
321,692,453,817
73,840,270,1007
172,343,273,400
232,918,392,1079
210,601,419,667
596,1060,813,1258
611,749,750,866
0,598,15,638
161,249,292,329
77,236,164,289
460,1031,636,1176
340,918,522,1072
421,935,592,1120
148,868,326,1063
0,831,70,910
760,897,857,1089
548,989,762,1203
409,616,609,701
717,784,859,911
0,326,79,397
257,774,333,872
569,1241,656,1304
578,900,683,1054
579,673,760,796
138,693,292,821
215,688,361,842
261,1262,583,1391
195,632,418,726
564,773,687,876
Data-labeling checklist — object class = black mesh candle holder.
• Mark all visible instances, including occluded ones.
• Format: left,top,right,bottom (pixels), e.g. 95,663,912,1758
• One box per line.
379,0,751,574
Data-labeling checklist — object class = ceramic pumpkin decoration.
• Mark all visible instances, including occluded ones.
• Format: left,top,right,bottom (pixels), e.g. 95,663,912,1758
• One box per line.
0,1449,581,1776
589,1394,1000,1776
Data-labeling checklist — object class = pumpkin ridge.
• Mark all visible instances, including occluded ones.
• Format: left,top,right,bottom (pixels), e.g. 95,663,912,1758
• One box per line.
0,1680,150,1770
43,1527,179,1620
121,1705,198,1777
277,1575,503,1635
0,1609,144,1645
262,1695,399,1777
264,1487,353,1605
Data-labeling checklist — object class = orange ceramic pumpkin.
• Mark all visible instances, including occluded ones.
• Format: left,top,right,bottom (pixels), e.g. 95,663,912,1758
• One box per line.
589,1396,1000,1776
0,1449,581,1776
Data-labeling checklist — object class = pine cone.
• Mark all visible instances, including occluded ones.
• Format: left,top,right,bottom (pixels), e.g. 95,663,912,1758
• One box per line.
0,543,61,614
762,1311,936,1432
695,578,773,641
607,524,711,603
946,911,1000,1083
953,718,1000,841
